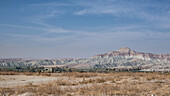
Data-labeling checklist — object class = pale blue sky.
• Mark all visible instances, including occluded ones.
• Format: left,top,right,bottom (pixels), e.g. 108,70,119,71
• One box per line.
0,0,170,58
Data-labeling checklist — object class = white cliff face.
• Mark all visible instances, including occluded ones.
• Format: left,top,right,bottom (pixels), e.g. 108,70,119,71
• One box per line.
0,47,170,70
117,47,132,53
93,47,170,62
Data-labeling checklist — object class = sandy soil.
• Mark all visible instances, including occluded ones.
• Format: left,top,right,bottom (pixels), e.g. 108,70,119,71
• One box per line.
0,75,58,88
0,72,170,96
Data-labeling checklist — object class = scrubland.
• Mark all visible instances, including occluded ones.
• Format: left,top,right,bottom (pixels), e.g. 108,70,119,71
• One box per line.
0,72,170,96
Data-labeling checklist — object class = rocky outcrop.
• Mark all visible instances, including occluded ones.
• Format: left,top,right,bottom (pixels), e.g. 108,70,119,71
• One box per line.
92,47,170,61
0,47,170,71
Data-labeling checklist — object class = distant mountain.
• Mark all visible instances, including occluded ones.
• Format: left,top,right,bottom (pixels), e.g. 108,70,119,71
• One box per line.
93,47,170,61
0,47,170,71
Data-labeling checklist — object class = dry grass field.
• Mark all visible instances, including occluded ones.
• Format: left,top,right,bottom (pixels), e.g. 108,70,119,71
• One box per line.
0,72,170,96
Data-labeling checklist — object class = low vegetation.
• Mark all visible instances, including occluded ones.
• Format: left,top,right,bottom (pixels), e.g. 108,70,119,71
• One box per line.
0,66,143,73
0,71,170,95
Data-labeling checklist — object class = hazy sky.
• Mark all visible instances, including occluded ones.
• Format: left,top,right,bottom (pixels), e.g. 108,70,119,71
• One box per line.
0,0,170,58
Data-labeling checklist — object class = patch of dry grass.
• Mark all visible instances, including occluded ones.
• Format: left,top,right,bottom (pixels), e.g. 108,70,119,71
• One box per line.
0,72,170,95
60,72,99,78
0,78,5,81
0,71,54,77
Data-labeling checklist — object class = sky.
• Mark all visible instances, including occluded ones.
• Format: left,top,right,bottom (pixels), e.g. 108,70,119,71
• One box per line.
0,0,170,59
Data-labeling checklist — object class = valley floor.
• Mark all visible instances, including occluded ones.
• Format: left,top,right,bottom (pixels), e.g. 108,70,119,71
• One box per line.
0,75,58,88
0,72,170,96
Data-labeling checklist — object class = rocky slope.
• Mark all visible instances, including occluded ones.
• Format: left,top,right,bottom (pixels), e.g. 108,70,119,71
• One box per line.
93,47,170,61
0,47,170,71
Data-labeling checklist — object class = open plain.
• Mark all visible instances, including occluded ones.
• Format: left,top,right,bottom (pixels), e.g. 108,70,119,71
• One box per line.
0,72,170,96
0,75,59,88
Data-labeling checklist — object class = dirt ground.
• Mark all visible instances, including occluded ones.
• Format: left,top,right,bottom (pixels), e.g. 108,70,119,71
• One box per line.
0,72,170,96
0,75,58,88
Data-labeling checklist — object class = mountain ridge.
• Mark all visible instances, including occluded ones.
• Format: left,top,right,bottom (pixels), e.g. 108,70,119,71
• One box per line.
92,47,170,61
0,47,170,71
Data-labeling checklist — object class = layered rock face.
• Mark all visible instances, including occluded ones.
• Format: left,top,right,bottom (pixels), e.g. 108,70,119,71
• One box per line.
0,47,170,71
90,47,170,70
93,47,170,61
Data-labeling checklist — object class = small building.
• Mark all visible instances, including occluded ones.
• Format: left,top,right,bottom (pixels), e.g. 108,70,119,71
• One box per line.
43,67,52,72
41,65,64,73
42,67,56,73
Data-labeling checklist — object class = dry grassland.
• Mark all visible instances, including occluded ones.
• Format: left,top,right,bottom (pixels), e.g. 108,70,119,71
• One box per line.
0,72,170,96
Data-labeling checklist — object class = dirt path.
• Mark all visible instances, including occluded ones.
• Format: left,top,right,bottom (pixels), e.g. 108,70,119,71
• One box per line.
0,75,58,88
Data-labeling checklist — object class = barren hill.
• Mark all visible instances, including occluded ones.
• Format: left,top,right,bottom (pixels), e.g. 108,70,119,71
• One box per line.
0,47,170,71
